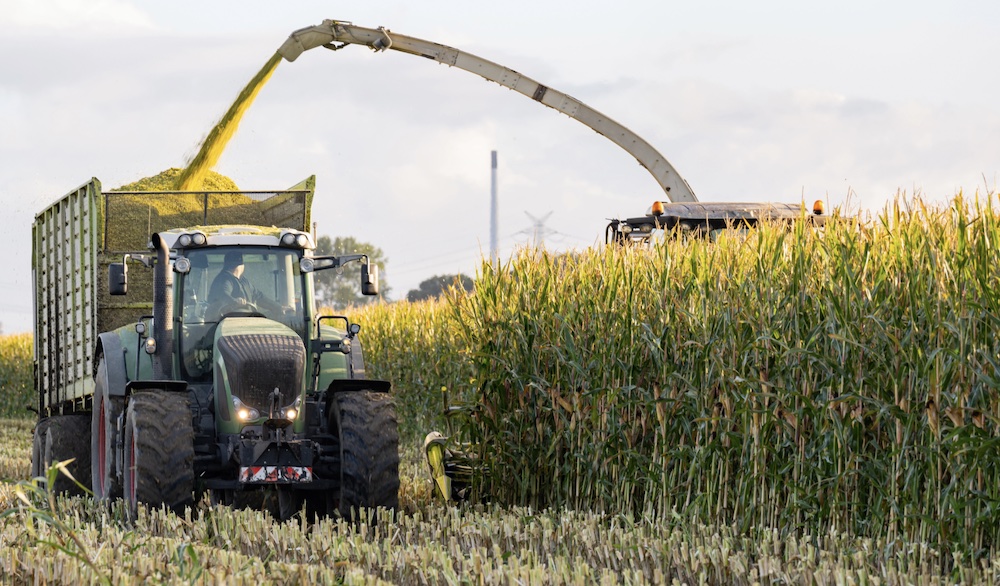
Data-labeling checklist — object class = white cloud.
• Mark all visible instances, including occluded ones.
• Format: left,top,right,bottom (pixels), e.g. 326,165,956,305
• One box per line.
2,2,1000,332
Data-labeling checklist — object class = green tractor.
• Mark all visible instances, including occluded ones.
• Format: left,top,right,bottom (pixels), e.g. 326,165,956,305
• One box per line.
31,179,399,519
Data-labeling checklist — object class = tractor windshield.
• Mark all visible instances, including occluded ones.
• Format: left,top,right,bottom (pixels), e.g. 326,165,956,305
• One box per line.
178,247,308,380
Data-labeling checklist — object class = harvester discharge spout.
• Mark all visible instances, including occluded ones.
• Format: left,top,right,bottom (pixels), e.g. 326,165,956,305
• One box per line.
277,22,340,62
276,19,699,203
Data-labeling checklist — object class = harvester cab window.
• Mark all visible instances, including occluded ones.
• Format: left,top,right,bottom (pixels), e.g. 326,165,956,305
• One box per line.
179,247,307,379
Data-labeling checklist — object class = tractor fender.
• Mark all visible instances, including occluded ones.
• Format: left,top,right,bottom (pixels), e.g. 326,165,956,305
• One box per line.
350,335,366,379
94,332,129,397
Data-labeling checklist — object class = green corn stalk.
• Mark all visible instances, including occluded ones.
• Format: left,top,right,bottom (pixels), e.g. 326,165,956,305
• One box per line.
352,190,1000,560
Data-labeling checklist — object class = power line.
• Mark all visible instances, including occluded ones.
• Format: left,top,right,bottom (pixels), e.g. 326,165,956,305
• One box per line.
388,250,487,277
389,233,525,277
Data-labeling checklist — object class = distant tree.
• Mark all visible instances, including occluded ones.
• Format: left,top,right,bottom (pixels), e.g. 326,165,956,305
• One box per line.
406,274,474,302
314,236,391,308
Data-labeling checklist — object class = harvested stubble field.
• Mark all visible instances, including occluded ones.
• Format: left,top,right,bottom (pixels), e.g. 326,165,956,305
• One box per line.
0,422,987,584
4,193,1000,583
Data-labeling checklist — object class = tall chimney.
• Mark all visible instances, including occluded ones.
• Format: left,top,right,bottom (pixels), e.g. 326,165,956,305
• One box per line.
490,150,498,264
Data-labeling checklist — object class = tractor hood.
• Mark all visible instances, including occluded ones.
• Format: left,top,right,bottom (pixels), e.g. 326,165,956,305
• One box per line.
213,317,306,427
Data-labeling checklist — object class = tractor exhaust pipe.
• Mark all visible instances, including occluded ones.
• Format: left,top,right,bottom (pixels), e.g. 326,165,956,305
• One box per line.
150,233,174,380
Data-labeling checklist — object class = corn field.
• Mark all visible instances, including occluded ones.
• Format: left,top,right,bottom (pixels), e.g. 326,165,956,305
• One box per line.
0,333,33,419
361,192,1000,559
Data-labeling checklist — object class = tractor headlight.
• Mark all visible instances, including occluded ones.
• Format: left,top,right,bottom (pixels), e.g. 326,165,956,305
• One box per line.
278,397,302,421
233,396,260,422
176,231,207,248
280,230,313,249
173,257,191,274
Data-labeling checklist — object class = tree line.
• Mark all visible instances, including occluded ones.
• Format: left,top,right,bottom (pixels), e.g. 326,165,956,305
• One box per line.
314,235,473,308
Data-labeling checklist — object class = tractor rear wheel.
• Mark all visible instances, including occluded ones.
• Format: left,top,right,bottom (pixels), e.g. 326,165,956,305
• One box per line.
333,390,400,518
35,415,91,495
91,357,124,501
123,391,195,519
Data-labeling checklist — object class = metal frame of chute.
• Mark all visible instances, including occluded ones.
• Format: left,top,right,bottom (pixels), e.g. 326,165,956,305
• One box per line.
277,19,699,204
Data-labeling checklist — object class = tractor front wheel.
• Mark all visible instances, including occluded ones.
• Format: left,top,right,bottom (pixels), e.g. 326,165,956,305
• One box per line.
123,391,195,519
333,390,400,518
277,390,400,521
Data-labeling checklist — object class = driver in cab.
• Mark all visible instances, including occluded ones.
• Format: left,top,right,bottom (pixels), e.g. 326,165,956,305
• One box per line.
208,251,283,319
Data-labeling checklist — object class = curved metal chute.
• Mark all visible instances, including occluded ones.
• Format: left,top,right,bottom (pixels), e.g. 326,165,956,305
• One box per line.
278,20,698,203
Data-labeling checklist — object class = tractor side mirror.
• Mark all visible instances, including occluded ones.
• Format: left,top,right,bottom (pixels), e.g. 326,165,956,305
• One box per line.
109,261,128,296
361,262,379,296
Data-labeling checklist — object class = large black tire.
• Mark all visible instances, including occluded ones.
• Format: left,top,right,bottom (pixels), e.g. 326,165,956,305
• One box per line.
30,419,51,479
91,358,124,501
38,415,92,495
277,390,399,521
123,391,195,519
333,390,400,518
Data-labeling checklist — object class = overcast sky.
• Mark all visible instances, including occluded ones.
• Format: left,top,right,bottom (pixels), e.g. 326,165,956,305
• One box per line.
2,0,998,334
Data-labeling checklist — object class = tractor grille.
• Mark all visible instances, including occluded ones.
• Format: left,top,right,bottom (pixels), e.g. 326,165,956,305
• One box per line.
217,334,305,411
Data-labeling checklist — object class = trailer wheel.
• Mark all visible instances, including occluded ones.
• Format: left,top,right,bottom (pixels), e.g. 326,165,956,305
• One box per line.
123,391,195,519
91,358,124,500
36,415,92,495
332,390,400,518
30,419,51,479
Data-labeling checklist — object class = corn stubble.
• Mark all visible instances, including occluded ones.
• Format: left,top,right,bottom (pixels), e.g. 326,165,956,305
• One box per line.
0,426,986,585
360,192,1000,558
